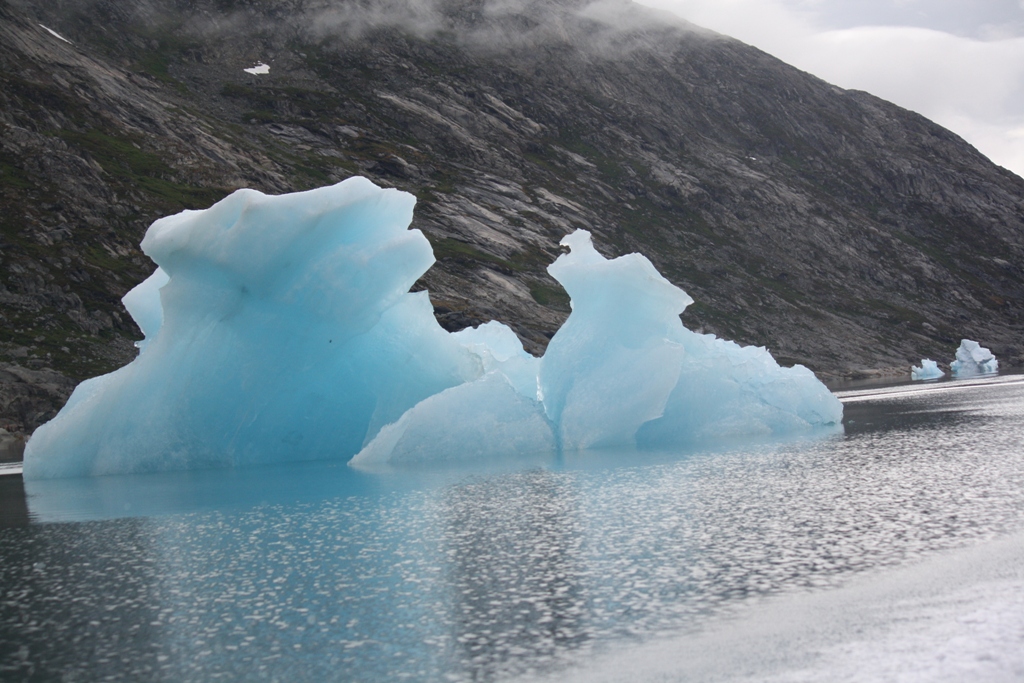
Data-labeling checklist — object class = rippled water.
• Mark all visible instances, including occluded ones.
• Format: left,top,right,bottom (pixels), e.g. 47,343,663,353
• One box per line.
2,375,1023,681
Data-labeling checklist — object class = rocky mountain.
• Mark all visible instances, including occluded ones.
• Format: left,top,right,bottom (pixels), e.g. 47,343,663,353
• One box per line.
2,0,1023,443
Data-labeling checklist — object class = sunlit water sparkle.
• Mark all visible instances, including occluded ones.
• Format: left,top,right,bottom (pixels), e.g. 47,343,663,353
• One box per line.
1,375,1023,681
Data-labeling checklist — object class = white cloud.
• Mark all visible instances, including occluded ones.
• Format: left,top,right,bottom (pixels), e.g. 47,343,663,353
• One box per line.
796,27,1024,119
637,0,814,52
935,114,1024,180
635,0,1024,177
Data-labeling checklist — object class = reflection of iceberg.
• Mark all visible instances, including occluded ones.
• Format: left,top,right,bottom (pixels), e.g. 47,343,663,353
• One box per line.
911,359,944,381
950,340,998,377
25,178,842,478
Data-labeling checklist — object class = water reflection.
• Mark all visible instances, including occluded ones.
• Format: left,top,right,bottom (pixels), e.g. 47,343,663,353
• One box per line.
0,377,1023,681
440,470,588,678
22,460,378,523
0,476,27,528
0,518,162,680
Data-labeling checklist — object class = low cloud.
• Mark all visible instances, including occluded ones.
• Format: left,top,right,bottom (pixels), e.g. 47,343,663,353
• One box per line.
33,0,1024,175
637,0,1024,177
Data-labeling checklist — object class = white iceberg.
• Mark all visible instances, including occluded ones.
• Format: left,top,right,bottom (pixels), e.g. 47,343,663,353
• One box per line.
911,359,944,381
950,339,998,377
25,178,843,478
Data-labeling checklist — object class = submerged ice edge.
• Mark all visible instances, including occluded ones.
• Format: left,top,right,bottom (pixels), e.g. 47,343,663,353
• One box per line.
24,177,843,479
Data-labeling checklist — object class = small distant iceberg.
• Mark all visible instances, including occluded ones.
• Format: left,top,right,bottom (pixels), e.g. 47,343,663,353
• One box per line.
910,359,944,381
950,339,998,377
243,62,270,75
24,178,843,479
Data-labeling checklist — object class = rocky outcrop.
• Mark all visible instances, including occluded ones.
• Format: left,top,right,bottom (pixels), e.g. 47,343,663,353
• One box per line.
0,428,25,463
1,0,1023,436
0,362,76,442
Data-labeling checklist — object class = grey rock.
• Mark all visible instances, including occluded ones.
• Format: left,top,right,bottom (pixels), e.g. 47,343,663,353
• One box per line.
0,428,25,463
0,362,76,437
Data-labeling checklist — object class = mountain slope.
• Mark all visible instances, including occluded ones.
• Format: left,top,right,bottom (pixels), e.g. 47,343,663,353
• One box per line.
1,0,1023,438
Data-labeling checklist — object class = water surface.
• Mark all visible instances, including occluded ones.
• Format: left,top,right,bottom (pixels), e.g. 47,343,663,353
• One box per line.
2,375,1023,681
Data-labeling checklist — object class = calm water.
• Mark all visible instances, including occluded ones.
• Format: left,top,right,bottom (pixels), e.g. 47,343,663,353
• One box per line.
2,375,1024,681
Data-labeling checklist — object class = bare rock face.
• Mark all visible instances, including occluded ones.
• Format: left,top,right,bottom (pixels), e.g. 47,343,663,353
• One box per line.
0,362,76,443
0,428,25,463
1,0,1023,434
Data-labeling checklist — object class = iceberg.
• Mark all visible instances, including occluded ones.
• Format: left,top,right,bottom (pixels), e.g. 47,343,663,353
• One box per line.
911,359,944,381
24,178,843,478
25,178,482,478
537,230,841,450
950,339,998,377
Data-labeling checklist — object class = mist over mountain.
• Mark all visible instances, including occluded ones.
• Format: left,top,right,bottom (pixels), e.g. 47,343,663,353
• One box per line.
2,0,1023,439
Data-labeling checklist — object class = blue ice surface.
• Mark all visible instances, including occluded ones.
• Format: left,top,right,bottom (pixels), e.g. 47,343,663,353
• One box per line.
950,339,999,377
911,359,945,381
24,177,843,479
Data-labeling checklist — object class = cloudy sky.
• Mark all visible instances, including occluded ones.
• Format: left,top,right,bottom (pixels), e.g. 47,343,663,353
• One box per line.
634,0,1024,177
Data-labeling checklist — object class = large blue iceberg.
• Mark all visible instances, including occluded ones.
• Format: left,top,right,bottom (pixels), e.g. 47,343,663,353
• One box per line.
24,178,842,478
